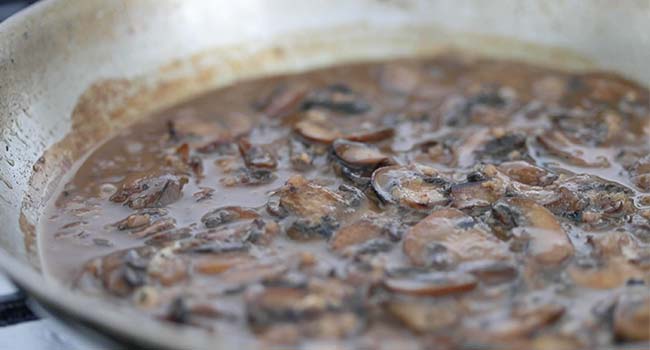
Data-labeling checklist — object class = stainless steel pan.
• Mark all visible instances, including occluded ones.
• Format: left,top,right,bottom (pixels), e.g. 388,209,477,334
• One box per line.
0,0,648,348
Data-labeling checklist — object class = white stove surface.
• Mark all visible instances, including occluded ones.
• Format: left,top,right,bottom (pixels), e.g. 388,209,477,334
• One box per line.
0,274,81,350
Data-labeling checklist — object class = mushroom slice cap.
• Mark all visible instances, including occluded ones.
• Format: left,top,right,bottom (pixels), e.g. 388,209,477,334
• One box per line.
279,175,348,222
450,178,506,214
463,298,565,340
458,260,519,285
492,197,574,265
372,165,450,209
497,161,557,186
384,271,478,297
238,138,278,169
329,217,386,253
386,298,463,333
110,174,188,209
344,127,395,143
294,120,342,144
279,175,364,240
614,289,650,341
333,139,391,168
568,256,646,289
537,130,610,168
403,208,510,267
200,206,259,229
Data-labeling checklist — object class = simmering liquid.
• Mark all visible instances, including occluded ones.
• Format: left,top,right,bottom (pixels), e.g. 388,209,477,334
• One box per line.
40,54,650,349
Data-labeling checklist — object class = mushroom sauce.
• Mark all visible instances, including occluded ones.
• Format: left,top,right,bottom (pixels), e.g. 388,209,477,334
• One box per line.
41,54,650,349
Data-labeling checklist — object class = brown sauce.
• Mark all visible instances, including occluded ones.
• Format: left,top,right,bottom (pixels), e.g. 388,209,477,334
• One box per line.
40,54,650,349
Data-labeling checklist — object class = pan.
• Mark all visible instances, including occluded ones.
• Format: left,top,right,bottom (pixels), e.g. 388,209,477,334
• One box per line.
0,0,648,348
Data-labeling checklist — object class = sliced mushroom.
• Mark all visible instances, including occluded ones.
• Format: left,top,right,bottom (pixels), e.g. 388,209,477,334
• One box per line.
497,161,557,187
567,72,650,107
488,197,573,265
458,260,519,285
549,108,626,147
537,130,610,167
329,217,386,254
165,144,204,177
219,261,288,289
257,325,301,347
279,175,363,240
242,218,280,246
109,208,168,231
476,132,530,163
630,155,650,175
183,240,249,255
279,176,346,219
110,174,188,209
76,246,156,296
286,218,340,242
131,218,177,239
144,227,192,246
530,334,585,350
627,155,650,191
632,174,650,192
112,213,151,230
386,297,463,333
302,84,371,115
147,247,188,286
568,257,646,289
333,139,391,168
344,127,396,143
220,167,276,187
332,139,394,184
372,165,450,210
295,121,394,146
384,272,477,297
586,231,639,258
245,278,364,337
544,174,635,227
463,293,565,341
450,176,507,215
413,139,457,166
238,137,277,170
403,208,510,267
245,286,309,330
613,289,650,341
192,187,215,202
294,120,342,144
302,312,364,339
443,87,513,128
265,197,288,218
200,206,259,228
329,215,403,254
288,137,314,170
193,252,253,275
196,138,238,154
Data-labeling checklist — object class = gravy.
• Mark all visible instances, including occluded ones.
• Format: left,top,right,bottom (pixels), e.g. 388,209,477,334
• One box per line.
41,54,650,349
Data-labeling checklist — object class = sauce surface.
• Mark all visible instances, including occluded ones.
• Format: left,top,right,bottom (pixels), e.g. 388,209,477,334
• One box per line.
41,54,650,349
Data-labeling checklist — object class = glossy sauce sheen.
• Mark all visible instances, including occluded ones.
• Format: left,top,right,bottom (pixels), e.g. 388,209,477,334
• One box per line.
41,55,650,349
